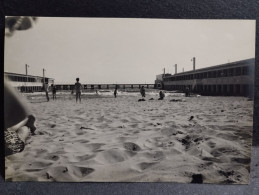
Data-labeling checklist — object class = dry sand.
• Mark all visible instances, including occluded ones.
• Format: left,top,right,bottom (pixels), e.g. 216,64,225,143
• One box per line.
5,92,253,183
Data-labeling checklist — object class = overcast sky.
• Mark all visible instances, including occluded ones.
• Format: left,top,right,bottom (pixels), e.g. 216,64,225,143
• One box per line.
4,18,255,84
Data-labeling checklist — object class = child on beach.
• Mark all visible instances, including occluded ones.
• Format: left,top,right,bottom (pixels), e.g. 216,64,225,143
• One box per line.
140,86,145,98
74,78,83,103
51,84,57,100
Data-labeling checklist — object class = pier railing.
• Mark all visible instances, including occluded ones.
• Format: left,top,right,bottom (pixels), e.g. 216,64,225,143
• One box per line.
55,84,157,91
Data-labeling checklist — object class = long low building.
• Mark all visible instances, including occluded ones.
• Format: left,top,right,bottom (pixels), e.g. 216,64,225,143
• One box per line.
156,58,255,96
4,72,54,92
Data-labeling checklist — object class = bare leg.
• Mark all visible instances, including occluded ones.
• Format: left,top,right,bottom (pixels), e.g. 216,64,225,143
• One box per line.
46,91,49,101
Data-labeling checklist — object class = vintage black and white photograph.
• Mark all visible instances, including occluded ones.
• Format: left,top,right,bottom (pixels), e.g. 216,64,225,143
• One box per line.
4,17,255,183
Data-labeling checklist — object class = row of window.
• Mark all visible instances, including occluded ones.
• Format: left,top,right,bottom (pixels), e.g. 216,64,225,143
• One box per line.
163,66,250,82
6,75,39,82
5,75,52,83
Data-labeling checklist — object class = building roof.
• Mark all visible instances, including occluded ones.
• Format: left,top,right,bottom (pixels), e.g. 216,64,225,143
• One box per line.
4,72,54,79
165,58,255,78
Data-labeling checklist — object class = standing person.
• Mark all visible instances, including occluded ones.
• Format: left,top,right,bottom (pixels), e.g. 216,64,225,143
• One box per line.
185,86,190,97
51,84,57,100
44,83,50,102
74,78,82,103
114,87,118,98
140,86,145,98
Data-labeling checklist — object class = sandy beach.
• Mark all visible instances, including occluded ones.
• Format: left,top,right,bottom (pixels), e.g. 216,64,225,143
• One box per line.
5,91,253,183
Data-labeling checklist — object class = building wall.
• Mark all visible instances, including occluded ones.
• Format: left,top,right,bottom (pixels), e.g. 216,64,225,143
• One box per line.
161,59,254,97
4,72,54,92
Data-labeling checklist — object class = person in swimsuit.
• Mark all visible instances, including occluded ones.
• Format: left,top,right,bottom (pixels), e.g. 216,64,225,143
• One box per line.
140,86,145,98
44,83,50,102
51,84,57,100
114,87,118,98
74,78,82,103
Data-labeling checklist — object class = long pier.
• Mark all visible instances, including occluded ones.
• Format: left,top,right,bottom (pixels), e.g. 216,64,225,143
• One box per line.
55,84,156,91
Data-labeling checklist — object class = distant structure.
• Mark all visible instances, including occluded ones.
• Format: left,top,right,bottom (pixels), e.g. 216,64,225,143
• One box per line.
4,72,54,92
155,73,171,90
54,83,156,91
155,58,254,97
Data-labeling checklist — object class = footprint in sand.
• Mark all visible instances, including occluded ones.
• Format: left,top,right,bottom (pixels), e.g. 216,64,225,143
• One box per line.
231,157,251,164
76,154,96,161
211,147,240,158
86,143,105,152
49,155,59,161
123,142,141,152
143,151,165,161
207,141,216,148
72,166,95,177
137,162,158,170
96,149,127,164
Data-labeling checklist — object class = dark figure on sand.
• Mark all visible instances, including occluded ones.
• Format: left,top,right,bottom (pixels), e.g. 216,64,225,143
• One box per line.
158,91,165,100
4,79,36,156
44,83,50,102
75,78,82,103
51,84,57,100
140,86,145,98
114,87,118,98
185,86,190,97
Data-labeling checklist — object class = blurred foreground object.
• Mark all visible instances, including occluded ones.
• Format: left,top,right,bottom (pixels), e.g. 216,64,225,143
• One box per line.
5,16,38,37
4,17,38,156
4,79,37,156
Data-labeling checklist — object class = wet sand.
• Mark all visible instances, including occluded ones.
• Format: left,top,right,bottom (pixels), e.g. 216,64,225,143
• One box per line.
5,92,253,183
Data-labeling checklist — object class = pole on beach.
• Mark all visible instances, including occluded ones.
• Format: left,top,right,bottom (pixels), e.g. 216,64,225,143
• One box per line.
191,57,196,70
25,64,29,92
43,68,45,86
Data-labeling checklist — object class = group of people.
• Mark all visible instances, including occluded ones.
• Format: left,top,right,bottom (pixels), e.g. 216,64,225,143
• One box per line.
43,83,57,101
140,85,165,100
114,85,165,100
43,78,83,103
43,78,169,103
